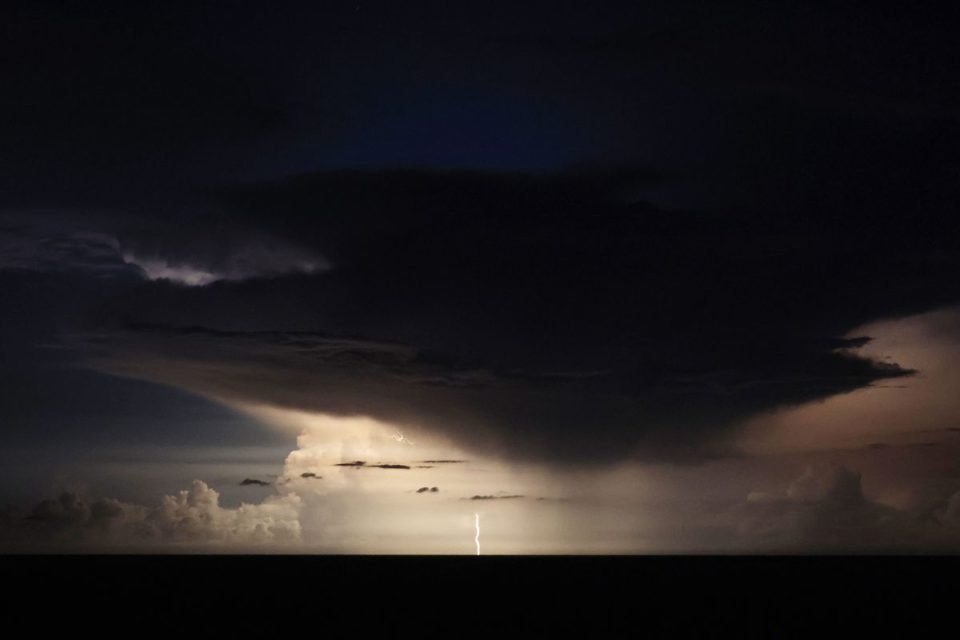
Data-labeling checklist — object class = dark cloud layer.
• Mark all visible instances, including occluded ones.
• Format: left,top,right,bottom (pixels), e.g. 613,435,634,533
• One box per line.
8,160,959,464
3,2,960,470
57,160,960,464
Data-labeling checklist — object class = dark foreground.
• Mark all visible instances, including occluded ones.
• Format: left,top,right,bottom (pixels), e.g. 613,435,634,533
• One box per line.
1,555,950,635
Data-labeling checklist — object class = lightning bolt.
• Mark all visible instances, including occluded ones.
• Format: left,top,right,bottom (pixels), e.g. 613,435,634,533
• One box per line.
391,431,415,446
474,512,481,556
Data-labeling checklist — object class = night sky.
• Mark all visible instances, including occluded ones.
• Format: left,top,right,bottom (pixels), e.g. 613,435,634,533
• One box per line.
4,1,960,553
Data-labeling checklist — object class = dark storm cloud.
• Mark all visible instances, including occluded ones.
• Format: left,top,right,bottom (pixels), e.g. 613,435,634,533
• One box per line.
59,161,960,464
72,316,908,465
5,2,960,471
0,213,143,281
0,226,140,280
0,210,327,286
240,478,271,487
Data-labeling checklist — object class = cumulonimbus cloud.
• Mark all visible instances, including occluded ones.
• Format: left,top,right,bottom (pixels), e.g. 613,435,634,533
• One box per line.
13,168,958,465
2,481,300,549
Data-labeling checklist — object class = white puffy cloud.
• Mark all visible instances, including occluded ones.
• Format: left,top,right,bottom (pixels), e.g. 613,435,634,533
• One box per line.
14,480,301,548
17,413,960,553
149,480,301,544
